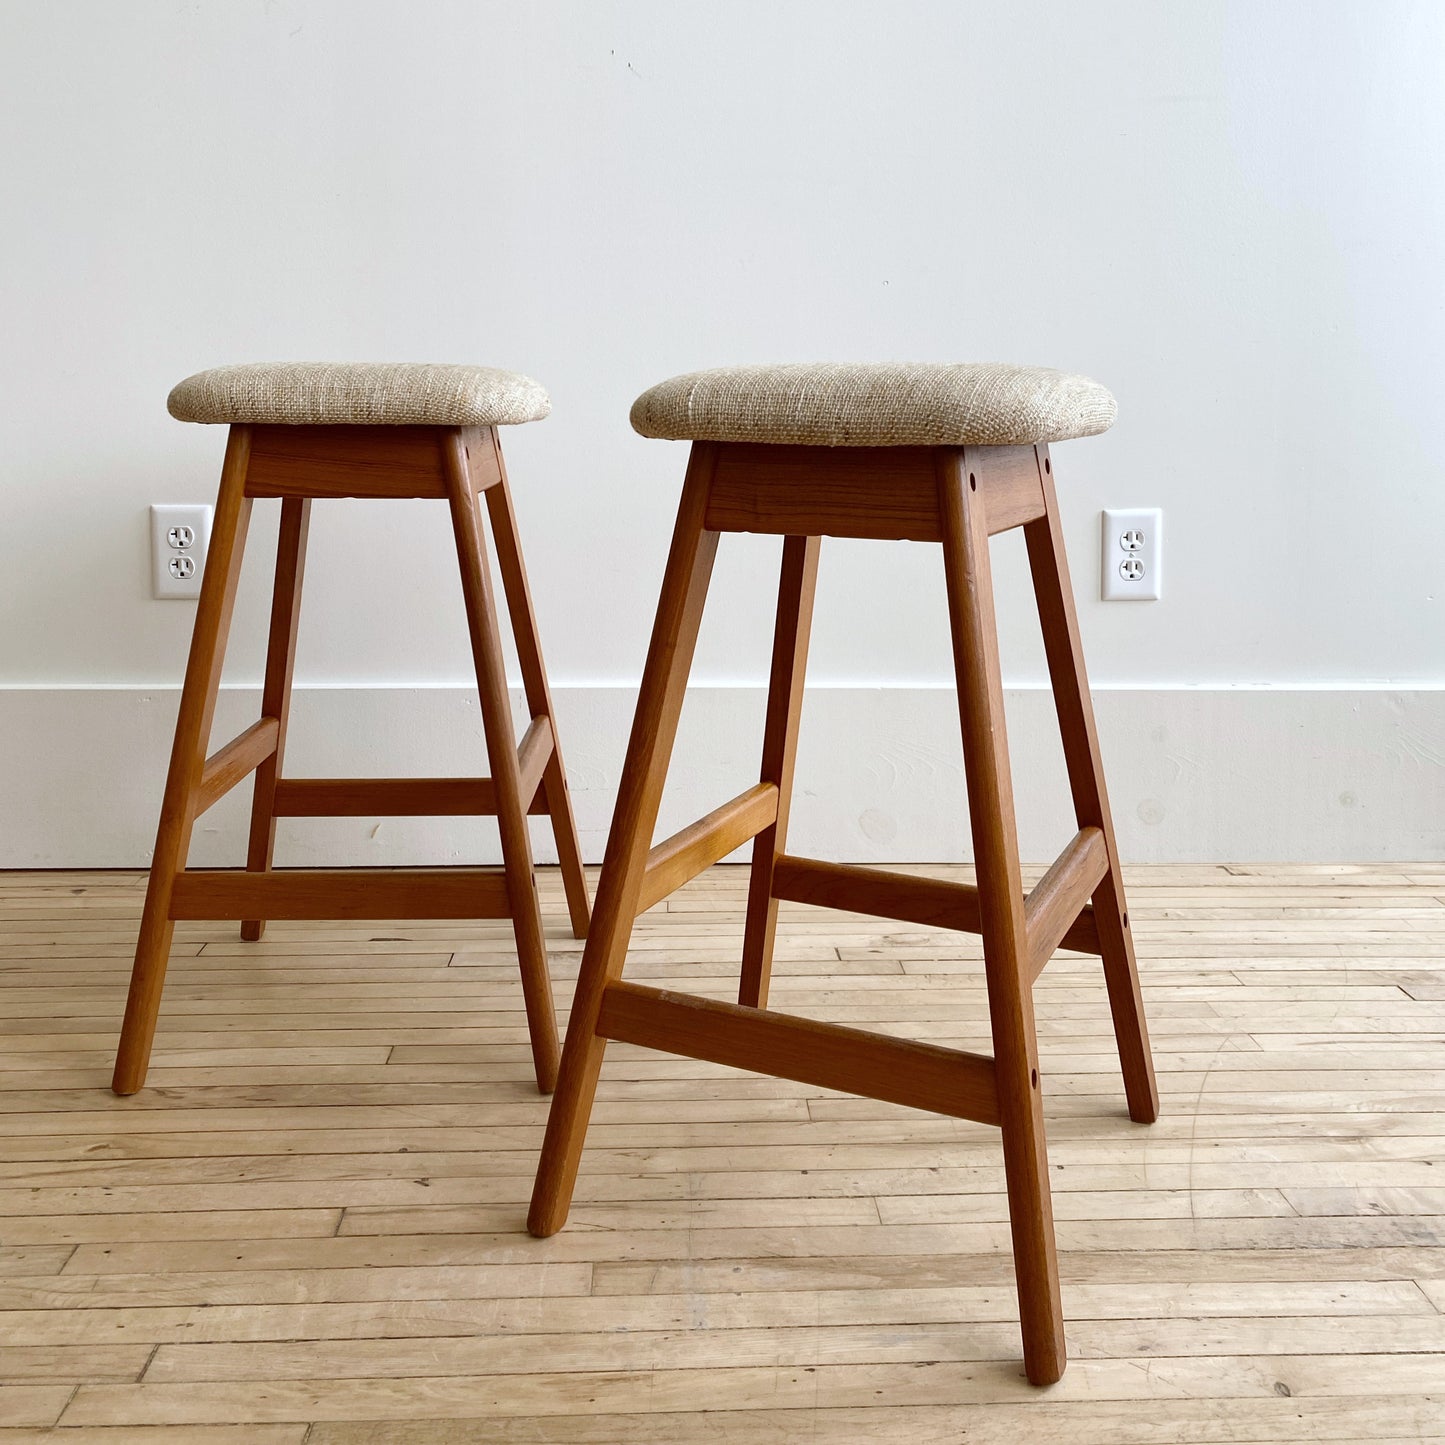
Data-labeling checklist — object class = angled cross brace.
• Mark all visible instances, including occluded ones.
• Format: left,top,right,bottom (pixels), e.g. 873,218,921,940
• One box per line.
598,980,1000,1126
196,714,556,821
769,829,1107,975
636,784,779,915
196,718,280,817
1023,827,1108,979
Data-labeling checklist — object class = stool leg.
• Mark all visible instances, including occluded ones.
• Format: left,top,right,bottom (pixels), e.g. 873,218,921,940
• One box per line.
113,427,255,1095
444,434,559,1094
483,461,591,941
940,453,1066,1385
739,534,820,1009
1024,450,1159,1126
240,496,310,943
529,446,721,1237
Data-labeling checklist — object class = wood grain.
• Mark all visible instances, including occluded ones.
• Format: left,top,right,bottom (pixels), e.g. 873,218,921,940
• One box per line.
705,444,943,541
240,494,310,941
636,783,778,916
196,717,279,819
940,449,1064,1383
528,444,722,1237
5,860,1444,1442
740,534,820,1008
483,448,592,941
1024,827,1108,979
112,426,255,1096
703,443,1043,541
167,868,512,921
1024,446,1159,1124
242,425,496,499
270,777,550,818
597,980,1000,1125
443,433,558,1093
772,854,1102,959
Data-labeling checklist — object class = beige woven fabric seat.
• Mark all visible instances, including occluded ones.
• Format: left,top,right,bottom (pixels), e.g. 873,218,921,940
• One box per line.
168,362,551,427
630,362,1115,448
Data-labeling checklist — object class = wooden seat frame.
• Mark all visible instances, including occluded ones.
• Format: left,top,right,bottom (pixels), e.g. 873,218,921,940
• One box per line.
112,423,591,1098
527,439,1160,1385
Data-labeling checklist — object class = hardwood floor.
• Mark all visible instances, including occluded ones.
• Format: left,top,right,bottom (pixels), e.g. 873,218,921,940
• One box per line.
0,862,1442,1441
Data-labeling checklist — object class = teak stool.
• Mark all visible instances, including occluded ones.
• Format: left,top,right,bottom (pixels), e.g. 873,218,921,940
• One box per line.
113,363,590,1098
529,362,1159,1385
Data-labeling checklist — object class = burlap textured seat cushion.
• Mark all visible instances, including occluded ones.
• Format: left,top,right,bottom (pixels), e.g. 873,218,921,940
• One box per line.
167,363,551,427
630,363,1115,447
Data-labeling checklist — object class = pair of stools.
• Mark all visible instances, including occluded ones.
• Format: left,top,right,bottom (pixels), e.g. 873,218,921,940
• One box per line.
113,359,1158,1386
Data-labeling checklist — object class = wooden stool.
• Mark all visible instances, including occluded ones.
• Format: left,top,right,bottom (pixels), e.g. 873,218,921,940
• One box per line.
528,362,1160,1385
113,363,590,1098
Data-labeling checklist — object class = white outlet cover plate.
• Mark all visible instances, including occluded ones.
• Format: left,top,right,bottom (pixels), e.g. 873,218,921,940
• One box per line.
1101,507,1162,601
150,503,213,599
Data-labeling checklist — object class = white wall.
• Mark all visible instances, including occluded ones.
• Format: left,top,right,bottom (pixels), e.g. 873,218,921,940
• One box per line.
1,1,1442,864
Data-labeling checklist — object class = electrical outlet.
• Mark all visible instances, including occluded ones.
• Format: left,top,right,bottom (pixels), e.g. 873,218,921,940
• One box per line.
1101,507,1162,601
150,503,212,599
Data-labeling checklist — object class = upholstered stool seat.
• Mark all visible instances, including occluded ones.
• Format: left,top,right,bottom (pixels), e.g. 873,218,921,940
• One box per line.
629,361,1117,447
113,361,590,1101
531,361,1158,1388
167,362,552,428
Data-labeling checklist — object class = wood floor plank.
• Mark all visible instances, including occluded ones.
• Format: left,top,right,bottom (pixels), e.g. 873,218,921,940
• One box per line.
0,1344,153,1382
138,1312,1445,1381
53,1353,1445,1423
0,1247,72,1276
589,1245,1445,1293
1,1279,1431,1347
0,1429,306,1445
0,1263,592,1313
4,1152,1438,1195
0,1388,73,1429
297,1410,1445,1445
0,1209,342,1245
54,1212,1445,1277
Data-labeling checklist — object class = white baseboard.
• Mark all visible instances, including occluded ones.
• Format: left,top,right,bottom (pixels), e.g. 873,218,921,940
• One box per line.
1,685,1441,868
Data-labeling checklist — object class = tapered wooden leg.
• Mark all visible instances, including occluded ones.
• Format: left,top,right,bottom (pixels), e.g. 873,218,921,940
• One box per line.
113,427,255,1095
445,433,559,1094
482,454,591,941
241,496,310,943
739,534,820,1008
1024,448,1159,1125
940,451,1065,1385
529,445,721,1237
